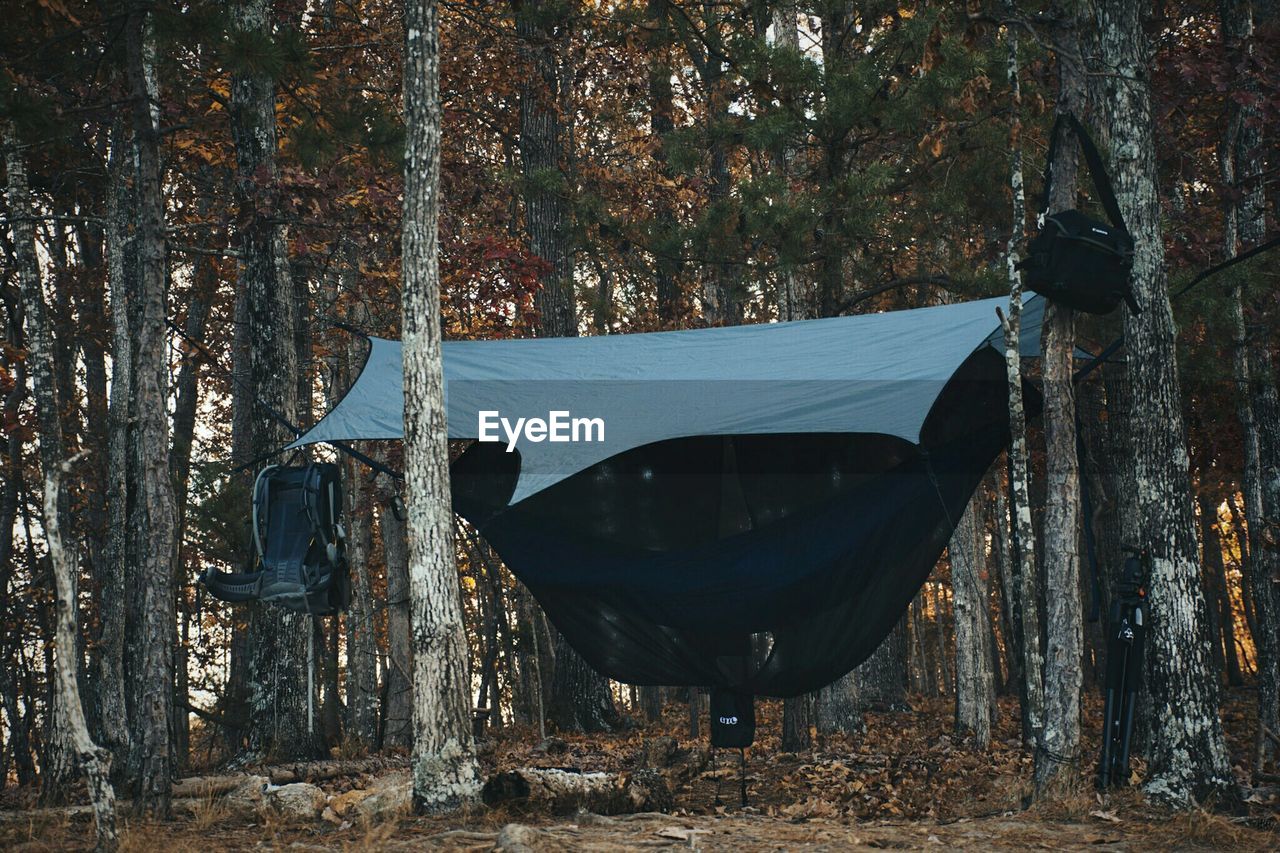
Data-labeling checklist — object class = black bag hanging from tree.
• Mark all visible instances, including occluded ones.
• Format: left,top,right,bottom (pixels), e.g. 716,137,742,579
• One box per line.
1019,113,1138,316
709,687,756,749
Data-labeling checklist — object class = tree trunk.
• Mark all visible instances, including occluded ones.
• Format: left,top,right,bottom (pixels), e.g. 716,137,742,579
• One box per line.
229,0,318,761
402,0,482,812
169,248,214,774
517,0,575,337
122,7,179,815
781,694,812,752
952,496,994,748
1036,14,1087,791
848,621,909,715
1198,492,1239,685
1221,0,1280,777
5,115,76,806
815,672,861,736
98,118,133,782
44,455,119,852
770,0,805,321
992,463,1023,691
1097,0,1232,805
380,487,414,750
1000,22,1045,748
645,0,683,325
548,632,622,734
343,445,380,746
513,0,617,732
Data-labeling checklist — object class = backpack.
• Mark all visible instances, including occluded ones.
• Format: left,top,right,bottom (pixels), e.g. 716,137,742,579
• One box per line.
1019,114,1138,316
202,463,351,615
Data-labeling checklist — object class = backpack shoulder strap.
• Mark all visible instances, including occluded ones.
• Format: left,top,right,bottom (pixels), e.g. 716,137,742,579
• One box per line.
1039,113,1129,236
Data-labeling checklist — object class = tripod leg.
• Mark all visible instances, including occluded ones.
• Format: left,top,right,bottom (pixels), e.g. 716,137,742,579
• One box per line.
1099,687,1118,788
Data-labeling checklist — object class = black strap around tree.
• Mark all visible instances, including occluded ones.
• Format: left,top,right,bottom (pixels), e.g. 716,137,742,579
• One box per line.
1039,113,1129,236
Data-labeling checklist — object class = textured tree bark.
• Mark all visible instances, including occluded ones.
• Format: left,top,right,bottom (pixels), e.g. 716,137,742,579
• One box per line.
1037,9,1086,792
1097,0,1232,805
815,2,856,319
855,621,909,711
770,0,805,322
169,240,214,773
815,671,862,736
1197,493,1235,684
999,22,1044,748
98,118,133,782
380,488,414,751
0,292,36,786
229,0,318,761
5,115,76,806
645,0,683,325
123,6,179,815
224,287,253,756
514,0,617,732
781,693,812,752
402,0,482,813
548,636,623,734
1221,0,1280,777
343,439,380,746
992,465,1023,690
481,767,671,815
952,497,994,748
43,454,119,852
517,0,576,337
5,117,82,804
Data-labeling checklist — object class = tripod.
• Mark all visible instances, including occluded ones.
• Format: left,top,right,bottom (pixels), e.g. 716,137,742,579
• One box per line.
1097,548,1149,789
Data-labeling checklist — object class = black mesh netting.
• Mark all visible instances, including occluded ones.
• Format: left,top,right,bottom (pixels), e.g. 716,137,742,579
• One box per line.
449,346,1038,697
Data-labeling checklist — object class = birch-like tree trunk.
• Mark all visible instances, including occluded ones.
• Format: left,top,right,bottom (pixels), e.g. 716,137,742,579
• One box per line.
229,0,317,760
1097,0,1232,805
1221,0,1280,777
44,454,118,852
402,0,482,812
4,116,78,805
952,497,994,748
1036,6,1086,794
123,5,179,814
1000,22,1044,747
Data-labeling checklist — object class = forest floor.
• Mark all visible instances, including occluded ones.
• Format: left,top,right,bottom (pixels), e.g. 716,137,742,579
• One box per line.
3,691,1277,851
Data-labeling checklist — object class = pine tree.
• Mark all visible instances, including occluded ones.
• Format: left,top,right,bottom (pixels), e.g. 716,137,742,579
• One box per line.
228,0,319,760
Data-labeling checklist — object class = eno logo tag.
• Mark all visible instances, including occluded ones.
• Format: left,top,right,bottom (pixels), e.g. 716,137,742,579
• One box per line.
719,716,738,725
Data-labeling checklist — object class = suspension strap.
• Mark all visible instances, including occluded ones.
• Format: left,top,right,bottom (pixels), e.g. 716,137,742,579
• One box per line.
1039,113,1128,235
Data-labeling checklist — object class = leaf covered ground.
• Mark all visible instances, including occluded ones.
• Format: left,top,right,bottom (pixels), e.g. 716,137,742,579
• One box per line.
4,691,1277,850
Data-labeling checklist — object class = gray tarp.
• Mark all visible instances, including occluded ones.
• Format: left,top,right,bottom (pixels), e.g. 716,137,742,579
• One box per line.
290,294,1053,504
